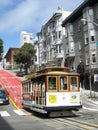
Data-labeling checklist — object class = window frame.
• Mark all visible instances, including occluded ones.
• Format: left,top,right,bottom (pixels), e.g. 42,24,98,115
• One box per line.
70,76,79,92
91,51,96,64
69,42,75,52
59,76,69,92
47,76,57,92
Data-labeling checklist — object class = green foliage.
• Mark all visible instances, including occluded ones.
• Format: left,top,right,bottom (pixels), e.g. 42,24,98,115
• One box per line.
13,43,35,65
13,50,22,63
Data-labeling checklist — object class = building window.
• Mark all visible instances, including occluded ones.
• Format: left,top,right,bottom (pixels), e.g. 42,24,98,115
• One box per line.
58,45,62,53
69,42,74,52
91,36,95,42
83,11,87,25
56,45,62,54
91,51,96,63
30,37,33,40
84,31,89,44
90,30,95,42
24,37,26,40
92,54,96,63
58,31,61,39
86,51,89,65
67,25,73,35
88,8,94,21
66,44,69,54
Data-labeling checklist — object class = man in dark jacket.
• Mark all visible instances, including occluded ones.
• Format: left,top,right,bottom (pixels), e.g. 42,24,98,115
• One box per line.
77,61,85,88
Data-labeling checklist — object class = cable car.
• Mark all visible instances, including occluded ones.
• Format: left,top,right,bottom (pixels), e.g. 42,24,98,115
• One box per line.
22,66,82,117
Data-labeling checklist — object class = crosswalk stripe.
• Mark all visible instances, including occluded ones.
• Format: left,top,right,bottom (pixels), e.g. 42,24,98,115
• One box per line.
13,109,29,116
0,111,10,117
0,109,30,117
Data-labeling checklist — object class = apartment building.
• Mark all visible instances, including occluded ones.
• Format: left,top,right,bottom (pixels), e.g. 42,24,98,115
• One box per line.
20,31,34,47
62,0,98,71
62,0,98,89
4,48,19,69
36,7,71,69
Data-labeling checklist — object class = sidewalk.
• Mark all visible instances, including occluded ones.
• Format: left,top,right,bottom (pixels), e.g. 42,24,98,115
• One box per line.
81,88,98,103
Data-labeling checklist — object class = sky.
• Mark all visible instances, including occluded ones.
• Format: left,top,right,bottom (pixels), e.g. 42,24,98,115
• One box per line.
0,0,84,54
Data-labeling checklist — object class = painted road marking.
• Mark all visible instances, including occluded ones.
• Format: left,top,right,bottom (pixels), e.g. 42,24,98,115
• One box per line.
13,109,30,116
0,110,30,117
0,111,10,117
83,106,98,111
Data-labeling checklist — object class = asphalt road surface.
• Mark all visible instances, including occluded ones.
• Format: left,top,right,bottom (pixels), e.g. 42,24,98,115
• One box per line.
0,70,98,130
0,99,98,130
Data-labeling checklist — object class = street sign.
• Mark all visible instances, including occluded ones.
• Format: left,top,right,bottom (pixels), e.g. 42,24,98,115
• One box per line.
96,42,98,46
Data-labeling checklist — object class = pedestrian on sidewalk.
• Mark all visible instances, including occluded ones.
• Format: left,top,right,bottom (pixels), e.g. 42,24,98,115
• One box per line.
77,61,85,88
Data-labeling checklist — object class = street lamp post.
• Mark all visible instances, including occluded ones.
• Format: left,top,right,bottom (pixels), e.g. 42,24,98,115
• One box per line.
81,19,98,26
81,18,98,97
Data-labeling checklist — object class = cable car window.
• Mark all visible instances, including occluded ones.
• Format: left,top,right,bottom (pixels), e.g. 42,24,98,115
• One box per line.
48,77,56,90
70,77,78,90
60,76,67,90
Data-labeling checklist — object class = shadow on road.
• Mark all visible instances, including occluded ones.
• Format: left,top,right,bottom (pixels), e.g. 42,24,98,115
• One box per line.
0,116,13,130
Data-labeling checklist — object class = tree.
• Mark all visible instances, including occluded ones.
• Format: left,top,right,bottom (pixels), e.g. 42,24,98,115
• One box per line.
0,39,4,61
14,43,35,74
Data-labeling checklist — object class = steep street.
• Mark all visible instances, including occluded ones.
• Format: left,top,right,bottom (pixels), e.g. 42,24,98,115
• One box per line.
0,70,23,109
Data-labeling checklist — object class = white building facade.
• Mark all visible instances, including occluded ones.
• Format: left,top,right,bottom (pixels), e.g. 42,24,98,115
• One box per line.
20,31,34,47
36,7,71,70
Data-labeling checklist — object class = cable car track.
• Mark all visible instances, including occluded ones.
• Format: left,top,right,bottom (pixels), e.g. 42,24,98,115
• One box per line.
51,117,98,130
26,110,98,129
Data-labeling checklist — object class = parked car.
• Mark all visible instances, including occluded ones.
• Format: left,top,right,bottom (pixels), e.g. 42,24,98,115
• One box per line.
16,71,25,77
0,88,9,105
